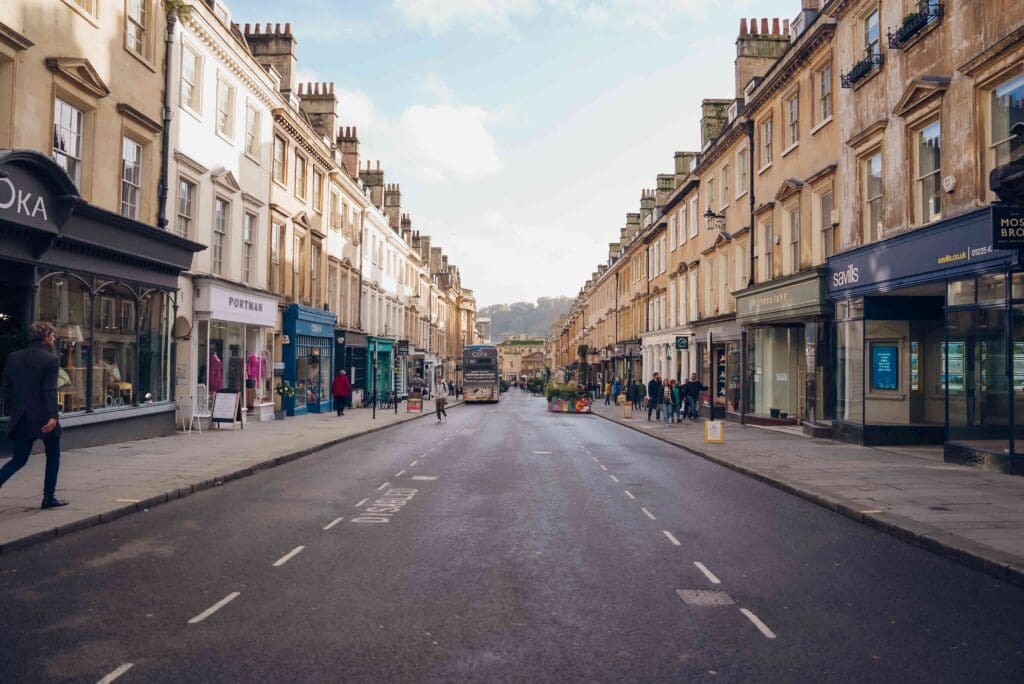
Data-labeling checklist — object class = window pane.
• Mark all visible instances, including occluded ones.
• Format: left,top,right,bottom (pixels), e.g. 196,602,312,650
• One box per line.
36,274,91,414
93,284,139,411
991,74,1024,166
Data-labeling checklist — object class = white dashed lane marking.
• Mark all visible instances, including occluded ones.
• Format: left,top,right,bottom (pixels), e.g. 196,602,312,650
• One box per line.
377,482,391,491
272,545,305,567
694,562,721,584
662,530,681,546
354,498,370,508
533,451,552,454
624,490,636,499
600,465,608,471
323,517,343,530
188,592,241,624
740,608,777,639
395,469,406,477
409,460,419,467
610,475,619,483
97,663,134,683
641,507,656,520
411,475,438,481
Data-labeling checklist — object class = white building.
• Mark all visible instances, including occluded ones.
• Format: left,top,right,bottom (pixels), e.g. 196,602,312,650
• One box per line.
169,1,280,422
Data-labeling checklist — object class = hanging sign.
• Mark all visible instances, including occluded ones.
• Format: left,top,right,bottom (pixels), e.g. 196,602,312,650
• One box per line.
992,204,1024,249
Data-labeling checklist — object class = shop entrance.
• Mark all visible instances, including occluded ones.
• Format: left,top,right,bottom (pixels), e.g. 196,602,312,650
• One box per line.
947,308,1011,445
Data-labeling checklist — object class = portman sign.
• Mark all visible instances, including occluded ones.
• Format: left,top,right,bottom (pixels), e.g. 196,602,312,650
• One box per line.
196,281,278,327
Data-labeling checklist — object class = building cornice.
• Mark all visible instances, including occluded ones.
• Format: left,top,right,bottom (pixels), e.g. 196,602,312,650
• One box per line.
273,108,333,170
746,19,836,115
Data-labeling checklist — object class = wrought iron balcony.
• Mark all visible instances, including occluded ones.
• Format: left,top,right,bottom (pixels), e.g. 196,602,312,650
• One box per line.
841,50,883,89
888,2,943,49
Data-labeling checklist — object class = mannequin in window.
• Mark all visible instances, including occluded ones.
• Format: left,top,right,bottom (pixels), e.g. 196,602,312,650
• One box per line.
208,351,223,394
246,352,262,409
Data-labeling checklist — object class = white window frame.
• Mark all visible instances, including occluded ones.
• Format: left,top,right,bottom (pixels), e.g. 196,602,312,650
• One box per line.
863,151,883,243
180,44,202,114
53,97,84,187
245,103,260,157
242,212,256,284
176,177,195,238
213,197,229,276
215,76,235,138
120,137,142,220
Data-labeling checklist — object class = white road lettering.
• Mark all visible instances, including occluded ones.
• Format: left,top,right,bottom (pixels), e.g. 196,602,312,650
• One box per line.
188,592,240,624
351,488,418,523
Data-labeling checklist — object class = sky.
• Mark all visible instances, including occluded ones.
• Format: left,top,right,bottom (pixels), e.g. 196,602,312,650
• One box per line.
230,0,797,307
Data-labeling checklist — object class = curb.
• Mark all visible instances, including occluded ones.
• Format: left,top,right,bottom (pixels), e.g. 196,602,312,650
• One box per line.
592,410,1024,588
0,403,461,555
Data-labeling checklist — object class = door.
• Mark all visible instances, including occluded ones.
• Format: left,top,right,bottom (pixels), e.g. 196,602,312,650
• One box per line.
947,308,1009,443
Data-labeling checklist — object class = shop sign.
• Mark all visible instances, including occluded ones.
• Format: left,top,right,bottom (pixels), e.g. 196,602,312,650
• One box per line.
0,166,58,233
675,336,689,350
396,341,410,356
992,204,1024,249
199,283,278,327
736,273,825,323
828,210,1016,294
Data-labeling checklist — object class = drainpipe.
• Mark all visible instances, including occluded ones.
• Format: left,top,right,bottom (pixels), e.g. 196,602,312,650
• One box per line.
157,11,177,230
746,118,756,288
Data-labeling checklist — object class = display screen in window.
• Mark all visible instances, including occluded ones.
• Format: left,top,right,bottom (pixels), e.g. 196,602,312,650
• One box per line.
871,344,899,391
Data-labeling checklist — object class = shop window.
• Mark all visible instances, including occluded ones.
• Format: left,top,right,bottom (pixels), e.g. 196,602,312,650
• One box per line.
120,137,142,220
138,292,171,403
92,283,139,410
36,274,91,415
862,152,882,243
53,97,84,187
836,319,864,423
915,120,941,224
207,320,246,396
180,45,202,114
1014,273,1024,300
988,73,1024,174
869,341,899,391
948,279,976,306
978,274,1007,304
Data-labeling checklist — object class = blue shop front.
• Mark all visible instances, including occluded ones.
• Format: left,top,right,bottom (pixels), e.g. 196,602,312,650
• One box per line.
827,207,1023,473
283,304,336,415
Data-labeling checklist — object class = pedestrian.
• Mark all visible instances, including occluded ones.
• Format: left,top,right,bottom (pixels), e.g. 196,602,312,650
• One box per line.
682,373,707,421
667,379,679,422
0,321,68,509
633,380,643,411
662,381,673,426
332,369,351,416
646,373,662,421
435,381,448,422
612,378,620,404
603,381,612,406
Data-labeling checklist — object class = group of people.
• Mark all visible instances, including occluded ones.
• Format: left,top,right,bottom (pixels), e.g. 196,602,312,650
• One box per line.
600,373,707,425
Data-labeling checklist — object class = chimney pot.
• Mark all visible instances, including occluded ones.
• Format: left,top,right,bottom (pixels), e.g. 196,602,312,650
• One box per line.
329,83,334,94
285,22,291,34
760,17,768,33
254,23,260,34
376,160,380,171
772,17,780,34
265,23,271,33
784,18,790,34
739,18,747,35
275,23,281,34
244,23,250,33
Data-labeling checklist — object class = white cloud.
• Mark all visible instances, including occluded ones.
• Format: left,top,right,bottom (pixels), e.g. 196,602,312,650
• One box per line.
422,73,453,104
393,0,716,34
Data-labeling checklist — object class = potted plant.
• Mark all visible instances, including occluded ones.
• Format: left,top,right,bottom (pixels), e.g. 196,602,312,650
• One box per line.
274,380,294,419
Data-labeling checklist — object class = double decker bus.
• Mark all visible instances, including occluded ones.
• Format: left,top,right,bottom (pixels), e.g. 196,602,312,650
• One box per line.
462,345,500,403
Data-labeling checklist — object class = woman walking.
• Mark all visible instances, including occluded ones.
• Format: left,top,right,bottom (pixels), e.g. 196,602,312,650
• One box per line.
435,381,449,422
332,370,351,416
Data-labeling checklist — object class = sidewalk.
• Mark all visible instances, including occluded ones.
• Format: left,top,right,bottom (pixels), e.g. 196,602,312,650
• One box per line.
0,399,458,553
591,402,1024,587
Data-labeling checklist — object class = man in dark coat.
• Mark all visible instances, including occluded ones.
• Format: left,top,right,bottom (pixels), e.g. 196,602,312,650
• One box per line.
646,372,662,421
0,322,68,508
681,373,708,421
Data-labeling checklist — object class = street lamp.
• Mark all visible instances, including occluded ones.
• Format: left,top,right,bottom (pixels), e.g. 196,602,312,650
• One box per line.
704,206,726,232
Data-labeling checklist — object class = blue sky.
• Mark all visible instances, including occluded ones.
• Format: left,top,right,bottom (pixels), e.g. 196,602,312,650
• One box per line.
230,0,797,307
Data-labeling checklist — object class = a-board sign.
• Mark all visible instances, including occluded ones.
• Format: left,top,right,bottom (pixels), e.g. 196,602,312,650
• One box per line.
704,420,725,443
211,391,241,426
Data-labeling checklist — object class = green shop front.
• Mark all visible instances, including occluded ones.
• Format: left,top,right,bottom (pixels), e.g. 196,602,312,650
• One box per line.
282,304,336,415
735,268,832,434
367,336,395,401
827,207,1022,473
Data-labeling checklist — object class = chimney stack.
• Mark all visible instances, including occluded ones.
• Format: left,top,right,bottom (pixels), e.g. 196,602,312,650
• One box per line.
359,161,385,209
383,183,402,230
297,81,338,140
674,151,698,183
243,22,298,93
735,18,790,98
700,99,732,147
337,126,360,180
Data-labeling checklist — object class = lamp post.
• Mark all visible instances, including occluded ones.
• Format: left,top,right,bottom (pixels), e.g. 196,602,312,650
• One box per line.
704,206,726,232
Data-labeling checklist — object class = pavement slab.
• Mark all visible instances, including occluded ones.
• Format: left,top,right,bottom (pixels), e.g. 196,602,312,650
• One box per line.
0,400,458,552
591,402,1024,585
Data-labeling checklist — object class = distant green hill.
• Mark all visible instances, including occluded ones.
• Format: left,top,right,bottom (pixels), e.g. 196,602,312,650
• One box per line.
479,296,572,342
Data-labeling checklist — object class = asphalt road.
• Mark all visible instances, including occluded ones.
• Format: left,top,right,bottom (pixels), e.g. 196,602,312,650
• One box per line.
1,391,1023,683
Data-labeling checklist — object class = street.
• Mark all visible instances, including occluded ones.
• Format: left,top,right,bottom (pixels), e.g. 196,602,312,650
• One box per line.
1,392,1023,683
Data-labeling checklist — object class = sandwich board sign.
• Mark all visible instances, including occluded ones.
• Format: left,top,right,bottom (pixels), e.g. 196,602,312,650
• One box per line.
211,391,242,429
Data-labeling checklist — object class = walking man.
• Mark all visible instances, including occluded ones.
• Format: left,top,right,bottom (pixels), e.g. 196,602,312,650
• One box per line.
332,369,351,416
682,373,707,421
435,381,448,422
646,373,662,421
0,322,68,508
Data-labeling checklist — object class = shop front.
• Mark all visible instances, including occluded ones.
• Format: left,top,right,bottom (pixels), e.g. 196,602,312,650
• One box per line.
736,268,831,432
336,329,367,406
827,207,1022,473
0,150,203,450
693,317,742,420
367,336,394,401
611,341,642,385
191,279,278,422
283,304,336,415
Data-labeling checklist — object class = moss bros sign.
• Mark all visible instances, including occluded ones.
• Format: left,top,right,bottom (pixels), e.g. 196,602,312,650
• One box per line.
992,204,1024,249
